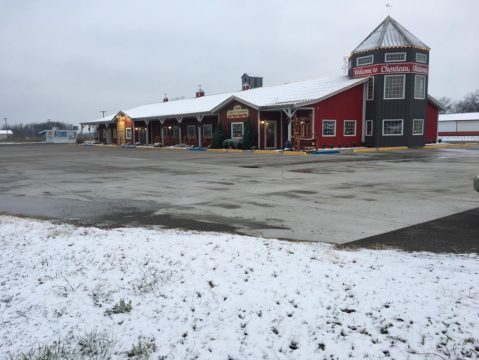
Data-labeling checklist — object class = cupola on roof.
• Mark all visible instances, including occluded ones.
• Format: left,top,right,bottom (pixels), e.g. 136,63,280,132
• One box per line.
352,16,430,54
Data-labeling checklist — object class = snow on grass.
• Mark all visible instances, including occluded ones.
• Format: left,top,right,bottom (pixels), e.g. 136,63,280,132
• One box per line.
1,216,478,359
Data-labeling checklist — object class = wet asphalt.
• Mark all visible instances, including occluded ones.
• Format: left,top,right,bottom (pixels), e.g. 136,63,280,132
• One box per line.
0,143,478,252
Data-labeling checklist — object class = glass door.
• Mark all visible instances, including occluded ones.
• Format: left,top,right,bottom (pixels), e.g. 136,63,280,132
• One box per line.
264,121,277,149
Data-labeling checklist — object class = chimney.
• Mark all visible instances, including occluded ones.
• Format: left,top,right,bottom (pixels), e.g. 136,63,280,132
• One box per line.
196,85,205,98
163,93,169,102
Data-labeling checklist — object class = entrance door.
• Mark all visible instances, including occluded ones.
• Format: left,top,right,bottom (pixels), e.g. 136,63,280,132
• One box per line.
264,120,277,149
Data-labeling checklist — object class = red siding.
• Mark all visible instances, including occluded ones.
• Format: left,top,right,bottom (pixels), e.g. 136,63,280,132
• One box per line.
218,100,258,145
313,84,364,148
439,131,479,136
425,101,439,143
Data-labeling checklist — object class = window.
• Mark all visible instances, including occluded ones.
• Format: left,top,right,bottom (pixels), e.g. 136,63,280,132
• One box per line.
125,127,132,139
414,75,426,99
161,127,168,138
413,119,424,135
385,52,406,62
344,120,356,136
112,129,117,139
357,55,374,66
203,124,213,138
384,75,405,99
416,53,427,63
231,122,244,138
367,77,374,100
322,120,336,136
187,125,196,138
382,119,404,136
366,120,373,136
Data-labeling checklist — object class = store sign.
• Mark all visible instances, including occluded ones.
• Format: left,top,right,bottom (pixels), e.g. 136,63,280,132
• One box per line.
352,62,429,78
227,105,249,119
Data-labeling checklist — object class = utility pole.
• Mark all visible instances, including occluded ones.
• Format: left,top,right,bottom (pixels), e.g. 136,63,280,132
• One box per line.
100,110,107,118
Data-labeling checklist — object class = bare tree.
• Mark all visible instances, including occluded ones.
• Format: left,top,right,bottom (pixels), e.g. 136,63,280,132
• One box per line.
454,89,479,113
437,96,454,113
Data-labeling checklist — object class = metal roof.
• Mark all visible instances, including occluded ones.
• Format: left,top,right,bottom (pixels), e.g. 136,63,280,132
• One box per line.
439,112,479,122
352,16,429,54
82,76,367,124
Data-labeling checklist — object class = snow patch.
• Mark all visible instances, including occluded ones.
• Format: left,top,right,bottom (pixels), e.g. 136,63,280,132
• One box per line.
1,216,478,359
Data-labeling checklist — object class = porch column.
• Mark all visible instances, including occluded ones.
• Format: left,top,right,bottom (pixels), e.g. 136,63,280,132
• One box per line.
97,125,100,142
283,108,297,143
145,120,150,145
196,114,204,147
132,121,136,144
80,124,84,137
160,118,165,144
257,111,261,149
177,117,183,144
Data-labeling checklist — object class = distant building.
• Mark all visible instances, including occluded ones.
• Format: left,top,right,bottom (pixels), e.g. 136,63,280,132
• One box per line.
438,112,479,137
40,128,77,143
0,130,13,140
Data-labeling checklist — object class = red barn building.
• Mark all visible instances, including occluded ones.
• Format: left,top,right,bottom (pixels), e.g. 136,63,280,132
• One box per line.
82,16,442,149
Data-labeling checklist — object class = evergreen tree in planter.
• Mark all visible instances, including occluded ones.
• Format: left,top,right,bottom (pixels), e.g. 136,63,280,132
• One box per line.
211,124,224,148
242,121,256,150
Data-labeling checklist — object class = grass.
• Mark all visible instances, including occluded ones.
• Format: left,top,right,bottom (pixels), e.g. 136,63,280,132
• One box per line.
104,299,132,316
9,331,114,360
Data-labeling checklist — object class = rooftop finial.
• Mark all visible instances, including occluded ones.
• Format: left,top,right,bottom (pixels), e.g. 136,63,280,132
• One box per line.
386,3,392,16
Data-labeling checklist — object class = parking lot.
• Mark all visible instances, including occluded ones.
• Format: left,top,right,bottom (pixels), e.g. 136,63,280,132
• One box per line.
1,144,478,250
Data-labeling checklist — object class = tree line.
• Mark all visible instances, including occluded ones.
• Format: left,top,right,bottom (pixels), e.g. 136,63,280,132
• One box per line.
438,88,479,114
1,121,77,139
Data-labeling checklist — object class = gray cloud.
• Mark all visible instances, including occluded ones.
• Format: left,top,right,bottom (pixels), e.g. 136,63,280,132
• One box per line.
1,0,478,125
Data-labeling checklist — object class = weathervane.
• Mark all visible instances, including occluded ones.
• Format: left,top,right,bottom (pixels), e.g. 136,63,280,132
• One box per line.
386,3,392,15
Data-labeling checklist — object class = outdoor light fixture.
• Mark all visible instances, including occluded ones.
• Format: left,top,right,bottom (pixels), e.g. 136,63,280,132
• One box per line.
260,121,265,124
168,126,172,130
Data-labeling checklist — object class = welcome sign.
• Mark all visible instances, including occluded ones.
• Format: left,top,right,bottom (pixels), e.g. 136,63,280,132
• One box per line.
227,105,249,119
352,62,429,78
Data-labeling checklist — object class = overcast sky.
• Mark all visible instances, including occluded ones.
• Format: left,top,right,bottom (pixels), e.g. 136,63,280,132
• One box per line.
1,0,478,125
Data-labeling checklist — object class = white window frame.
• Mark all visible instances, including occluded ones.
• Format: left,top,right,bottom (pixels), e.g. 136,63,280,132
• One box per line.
344,120,357,136
416,53,427,63
413,119,424,135
322,120,336,137
382,119,404,136
385,52,406,62
414,75,426,100
366,120,373,136
367,77,374,100
356,55,374,66
203,124,213,138
383,74,405,100
231,122,244,139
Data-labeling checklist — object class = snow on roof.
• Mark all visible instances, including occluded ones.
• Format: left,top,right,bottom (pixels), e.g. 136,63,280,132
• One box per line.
439,112,479,122
82,76,367,124
0,130,13,135
83,114,118,125
352,16,429,54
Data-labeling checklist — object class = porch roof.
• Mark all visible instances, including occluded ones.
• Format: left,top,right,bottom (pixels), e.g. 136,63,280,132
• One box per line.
82,76,368,124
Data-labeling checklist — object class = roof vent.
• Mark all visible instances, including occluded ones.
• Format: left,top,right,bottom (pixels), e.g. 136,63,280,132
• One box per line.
196,85,205,98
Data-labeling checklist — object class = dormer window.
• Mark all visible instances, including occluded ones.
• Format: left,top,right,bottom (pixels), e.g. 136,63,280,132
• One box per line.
357,55,374,66
385,52,406,62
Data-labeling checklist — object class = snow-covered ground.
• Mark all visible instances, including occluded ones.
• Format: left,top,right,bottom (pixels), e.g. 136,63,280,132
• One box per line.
1,216,478,359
